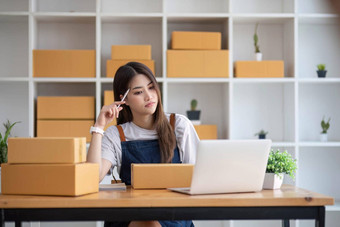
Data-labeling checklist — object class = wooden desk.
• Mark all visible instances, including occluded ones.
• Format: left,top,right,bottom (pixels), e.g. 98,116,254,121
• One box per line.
0,185,334,227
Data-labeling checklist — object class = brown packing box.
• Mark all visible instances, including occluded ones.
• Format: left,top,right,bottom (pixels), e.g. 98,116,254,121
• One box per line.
37,96,95,120
235,61,284,78
7,137,86,164
1,163,99,196
194,125,217,140
167,50,229,78
106,59,155,77
131,164,194,189
33,50,95,78
37,120,94,143
111,45,151,60
103,90,116,129
172,31,221,50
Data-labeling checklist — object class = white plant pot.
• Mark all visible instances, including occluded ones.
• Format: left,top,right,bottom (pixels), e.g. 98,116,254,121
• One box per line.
255,52,262,61
320,133,328,142
263,173,284,189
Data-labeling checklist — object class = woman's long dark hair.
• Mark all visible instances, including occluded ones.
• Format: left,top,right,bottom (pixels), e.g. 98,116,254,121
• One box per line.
113,62,176,163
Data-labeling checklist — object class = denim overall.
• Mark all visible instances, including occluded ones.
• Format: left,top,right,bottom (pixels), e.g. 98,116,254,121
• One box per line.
104,114,194,227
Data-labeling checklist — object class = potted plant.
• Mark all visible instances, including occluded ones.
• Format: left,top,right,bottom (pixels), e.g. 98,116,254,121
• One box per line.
0,120,20,165
263,149,297,189
254,129,268,139
186,99,201,125
254,23,262,61
320,117,330,142
0,120,20,192
316,64,327,78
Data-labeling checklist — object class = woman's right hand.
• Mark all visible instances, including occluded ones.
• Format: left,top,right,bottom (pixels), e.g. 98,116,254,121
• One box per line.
94,101,125,129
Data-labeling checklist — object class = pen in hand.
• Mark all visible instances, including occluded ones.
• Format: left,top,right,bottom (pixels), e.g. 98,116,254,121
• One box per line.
117,88,130,108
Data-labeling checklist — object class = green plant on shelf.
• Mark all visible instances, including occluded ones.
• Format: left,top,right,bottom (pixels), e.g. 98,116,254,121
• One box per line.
254,23,260,53
254,129,268,136
266,149,297,180
321,117,331,134
317,64,326,71
190,99,198,111
0,120,20,165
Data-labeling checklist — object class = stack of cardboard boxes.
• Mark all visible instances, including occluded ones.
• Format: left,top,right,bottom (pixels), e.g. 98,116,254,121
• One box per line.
33,49,96,141
1,137,98,196
167,31,229,78
167,31,224,139
106,45,155,77
37,96,95,142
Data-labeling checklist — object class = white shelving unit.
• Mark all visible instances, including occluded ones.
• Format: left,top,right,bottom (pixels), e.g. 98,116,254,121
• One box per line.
0,0,339,226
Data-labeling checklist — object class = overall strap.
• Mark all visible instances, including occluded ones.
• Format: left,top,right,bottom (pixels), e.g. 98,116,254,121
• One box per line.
116,125,126,142
170,113,176,131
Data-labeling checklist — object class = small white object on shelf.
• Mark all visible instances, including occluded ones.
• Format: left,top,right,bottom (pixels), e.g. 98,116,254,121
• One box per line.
320,133,328,142
255,52,262,61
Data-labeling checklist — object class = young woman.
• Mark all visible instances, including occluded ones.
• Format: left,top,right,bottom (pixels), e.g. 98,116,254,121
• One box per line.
87,62,199,227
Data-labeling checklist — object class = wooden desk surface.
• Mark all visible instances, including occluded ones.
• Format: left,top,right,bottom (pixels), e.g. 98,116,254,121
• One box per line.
0,185,334,209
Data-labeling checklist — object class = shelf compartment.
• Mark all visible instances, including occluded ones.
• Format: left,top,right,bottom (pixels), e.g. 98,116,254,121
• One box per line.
34,0,95,13
101,17,162,78
233,17,294,78
165,0,229,14
101,0,162,14
0,15,28,78
167,83,229,139
299,84,340,142
298,147,340,203
33,16,95,50
0,0,28,12
167,17,229,50
0,82,29,137
298,18,340,78
232,83,295,142
298,0,337,14
232,0,294,14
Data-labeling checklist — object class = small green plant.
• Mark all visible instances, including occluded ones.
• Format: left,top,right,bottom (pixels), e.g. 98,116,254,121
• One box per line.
254,129,268,136
190,99,198,111
0,120,20,164
317,64,326,71
321,117,330,134
254,23,260,53
266,149,297,180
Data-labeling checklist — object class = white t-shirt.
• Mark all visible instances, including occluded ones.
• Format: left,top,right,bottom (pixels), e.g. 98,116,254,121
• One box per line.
101,113,200,174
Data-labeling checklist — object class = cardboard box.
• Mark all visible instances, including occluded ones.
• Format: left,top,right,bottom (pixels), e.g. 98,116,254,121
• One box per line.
33,50,95,78
194,125,217,140
111,45,151,60
131,164,194,189
8,137,86,164
235,61,284,78
37,120,94,143
106,59,155,77
1,163,99,196
167,50,229,78
172,31,221,50
37,96,95,120
103,90,116,129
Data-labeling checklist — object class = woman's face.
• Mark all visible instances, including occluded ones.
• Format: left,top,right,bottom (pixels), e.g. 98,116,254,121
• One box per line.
123,74,158,117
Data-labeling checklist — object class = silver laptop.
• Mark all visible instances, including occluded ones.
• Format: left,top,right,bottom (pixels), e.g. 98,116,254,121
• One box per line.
169,139,271,195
